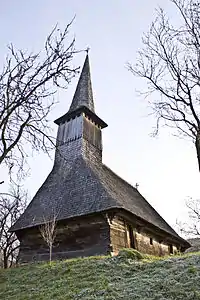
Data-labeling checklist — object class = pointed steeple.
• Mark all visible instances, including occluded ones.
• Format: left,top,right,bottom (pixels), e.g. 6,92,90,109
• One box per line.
54,54,107,129
68,54,95,113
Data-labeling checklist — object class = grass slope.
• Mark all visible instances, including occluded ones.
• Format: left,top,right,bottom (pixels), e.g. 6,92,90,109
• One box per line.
1,253,200,300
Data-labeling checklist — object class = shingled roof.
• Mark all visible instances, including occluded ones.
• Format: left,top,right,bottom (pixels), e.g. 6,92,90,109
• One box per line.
54,54,107,128
11,156,184,242
68,54,94,113
11,54,188,247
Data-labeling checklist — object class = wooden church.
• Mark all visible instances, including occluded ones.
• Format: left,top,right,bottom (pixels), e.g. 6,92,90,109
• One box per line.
11,55,190,263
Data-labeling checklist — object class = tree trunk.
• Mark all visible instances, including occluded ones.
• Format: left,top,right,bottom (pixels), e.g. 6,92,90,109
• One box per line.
195,131,200,172
3,249,8,269
49,244,52,265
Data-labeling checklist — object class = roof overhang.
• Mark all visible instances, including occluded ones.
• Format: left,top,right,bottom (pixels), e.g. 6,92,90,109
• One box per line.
54,106,108,129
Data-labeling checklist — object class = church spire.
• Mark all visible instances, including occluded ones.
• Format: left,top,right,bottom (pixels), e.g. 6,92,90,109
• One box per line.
54,54,107,128
68,54,95,113
54,53,108,165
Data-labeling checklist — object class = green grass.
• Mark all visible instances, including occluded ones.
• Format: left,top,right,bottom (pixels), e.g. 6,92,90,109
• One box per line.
1,252,200,299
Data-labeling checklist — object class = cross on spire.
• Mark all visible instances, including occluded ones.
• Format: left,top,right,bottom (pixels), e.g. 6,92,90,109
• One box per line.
135,183,139,190
86,47,90,54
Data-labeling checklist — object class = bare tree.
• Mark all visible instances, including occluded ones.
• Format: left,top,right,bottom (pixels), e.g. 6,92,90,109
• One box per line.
0,20,79,181
177,198,200,237
39,213,57,264
128,0,200,171
0,185,27,268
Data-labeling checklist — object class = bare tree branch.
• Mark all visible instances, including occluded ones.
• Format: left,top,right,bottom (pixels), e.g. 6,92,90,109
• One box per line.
39,209,59,265
128,0,200,171
177,198,200,238
0,184,27,268
0,21,80,181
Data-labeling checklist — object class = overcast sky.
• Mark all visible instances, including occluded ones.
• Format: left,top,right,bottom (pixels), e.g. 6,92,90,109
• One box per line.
0,0,199,229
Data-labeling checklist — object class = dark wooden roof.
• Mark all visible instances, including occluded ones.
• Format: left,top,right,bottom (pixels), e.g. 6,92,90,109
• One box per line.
69,54,94,113
10,156,186,245
54,54,100,126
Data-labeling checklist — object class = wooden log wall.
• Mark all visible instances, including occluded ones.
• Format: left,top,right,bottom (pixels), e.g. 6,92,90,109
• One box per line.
109,215,179,256
109,216,128,255
135,232,178,256
17,213,180,264
17,214,111,263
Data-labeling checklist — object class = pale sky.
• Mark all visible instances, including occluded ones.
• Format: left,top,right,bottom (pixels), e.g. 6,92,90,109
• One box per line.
0,0,199,230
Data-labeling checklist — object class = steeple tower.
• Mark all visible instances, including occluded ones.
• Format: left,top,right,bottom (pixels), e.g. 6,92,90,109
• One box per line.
54,54,107,164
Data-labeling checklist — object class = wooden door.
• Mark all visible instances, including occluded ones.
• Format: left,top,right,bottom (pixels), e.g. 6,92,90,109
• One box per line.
127,224,135,249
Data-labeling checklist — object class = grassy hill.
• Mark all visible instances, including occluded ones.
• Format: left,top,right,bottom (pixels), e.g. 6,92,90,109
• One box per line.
1,251,200,300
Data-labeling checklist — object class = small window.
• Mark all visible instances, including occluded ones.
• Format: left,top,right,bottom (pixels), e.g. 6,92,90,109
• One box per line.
150,237,153,245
